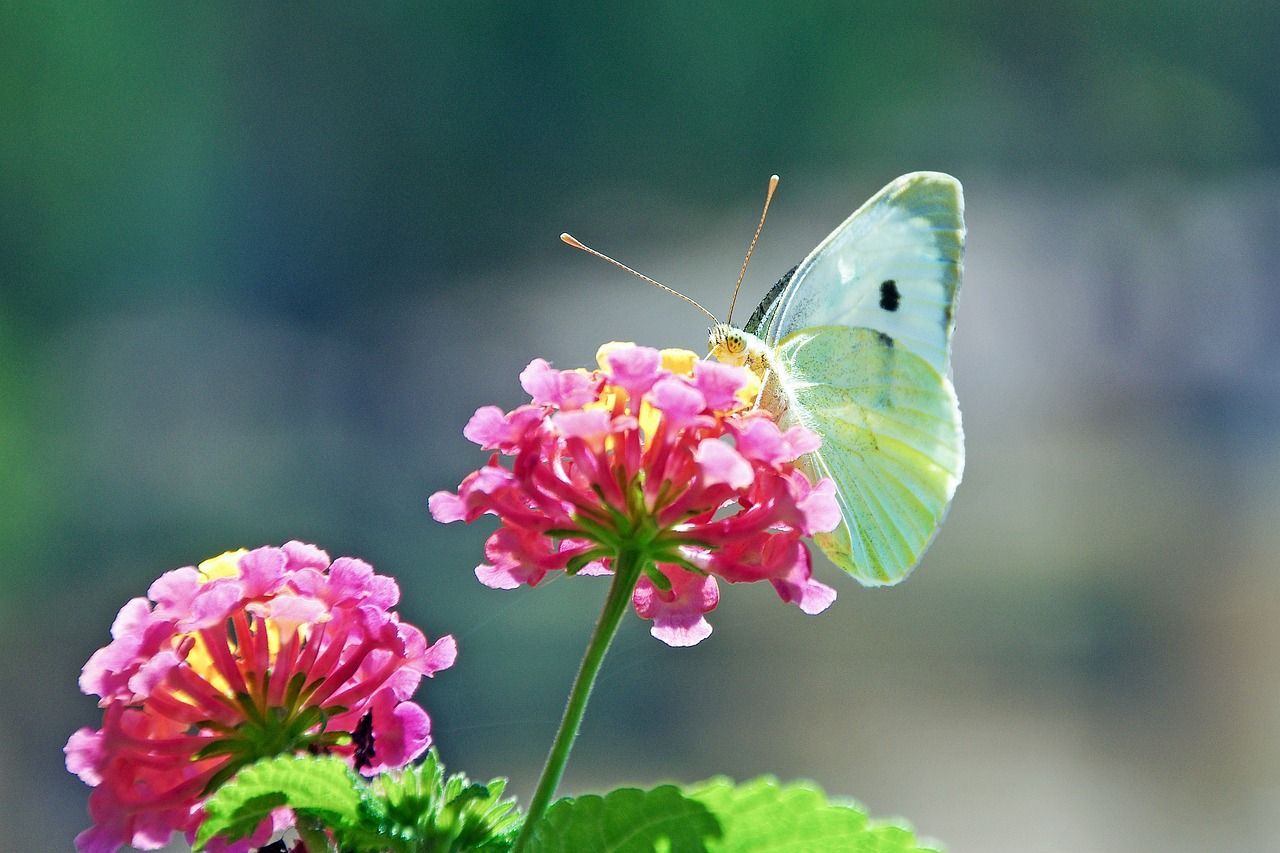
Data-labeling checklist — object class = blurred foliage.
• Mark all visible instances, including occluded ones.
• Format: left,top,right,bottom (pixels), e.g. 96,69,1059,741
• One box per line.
2,2,1275,323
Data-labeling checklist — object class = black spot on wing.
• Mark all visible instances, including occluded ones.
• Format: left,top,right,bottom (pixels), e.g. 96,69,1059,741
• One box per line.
879,280,900,312
872,330,895,407
743,265,797,336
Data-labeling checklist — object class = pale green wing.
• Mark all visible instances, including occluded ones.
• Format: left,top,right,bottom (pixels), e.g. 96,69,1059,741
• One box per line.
762,172,964,378
765,325,964,586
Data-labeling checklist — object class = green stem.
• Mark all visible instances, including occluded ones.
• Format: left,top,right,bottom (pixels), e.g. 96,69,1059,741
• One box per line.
512,548,646,852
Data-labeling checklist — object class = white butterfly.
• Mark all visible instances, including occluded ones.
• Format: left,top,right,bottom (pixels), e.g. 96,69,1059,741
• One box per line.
708,172,965,585
563,172,964,586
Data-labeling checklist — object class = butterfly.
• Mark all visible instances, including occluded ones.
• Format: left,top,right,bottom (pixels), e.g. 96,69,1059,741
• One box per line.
707,172,964,585
564,172,964,586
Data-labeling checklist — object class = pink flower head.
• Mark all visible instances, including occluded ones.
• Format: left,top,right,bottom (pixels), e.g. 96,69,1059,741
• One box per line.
430,342,839,646
65,543,456,853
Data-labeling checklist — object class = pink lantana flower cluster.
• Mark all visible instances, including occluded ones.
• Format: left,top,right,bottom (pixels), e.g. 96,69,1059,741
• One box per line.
64,542,456,853
430,343,840,646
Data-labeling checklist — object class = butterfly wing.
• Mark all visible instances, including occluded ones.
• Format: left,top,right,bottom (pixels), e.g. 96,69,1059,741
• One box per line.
765,326,963,585
742,265,795,338
761,172,964,376
756,173,965,585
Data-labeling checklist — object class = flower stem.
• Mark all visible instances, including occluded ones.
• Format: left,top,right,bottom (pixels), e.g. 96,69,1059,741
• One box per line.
512,548,646,852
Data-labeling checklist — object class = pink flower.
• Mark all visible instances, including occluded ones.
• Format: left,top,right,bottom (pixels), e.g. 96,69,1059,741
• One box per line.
430,343,839,646
65,543,456,853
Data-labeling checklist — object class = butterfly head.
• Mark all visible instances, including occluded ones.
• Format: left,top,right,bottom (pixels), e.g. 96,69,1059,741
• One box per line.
708,323,749,365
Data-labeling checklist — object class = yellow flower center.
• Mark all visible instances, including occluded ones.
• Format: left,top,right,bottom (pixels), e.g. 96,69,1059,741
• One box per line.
197,549,248,582
180,549,296,699
587,342,758,442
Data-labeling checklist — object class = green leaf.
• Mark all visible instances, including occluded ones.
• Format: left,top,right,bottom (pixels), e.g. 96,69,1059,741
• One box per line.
342,749,522,853
524,778,938,853
686,777,939,853
195,754,365,849
526,785,723,853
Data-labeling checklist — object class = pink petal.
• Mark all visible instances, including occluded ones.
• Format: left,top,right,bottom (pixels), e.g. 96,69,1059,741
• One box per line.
328,557,375,601
484,528,579,574
431,464,519,525
520,358,559,402
520,359,599,409
732,416,788,465
237,547,286,597
127,649,182,699
475,560,536,589
148,568,200,617
363,691,432,773
791,578,837,614
781,424,821,457
693,360,750,410
731,415,819,466
463,405,510,448
79,600,149,696
111,596,158,643
468,464,516,496
464,405,545,452
282,540,331,571
364,573,400,609
553,408,612,440
650,612,713,646
74,823,122,853
605,344,663,397
246,594,329,631
793,475,841,534
65,728,106,786
287,566,324,597
131,816,181,850
80,600,174,700
649,377,707,430
695,439,754,489
422,634,458,676
633,568,719,648
767,541,837,614
428,490,466,523
183,580,244,630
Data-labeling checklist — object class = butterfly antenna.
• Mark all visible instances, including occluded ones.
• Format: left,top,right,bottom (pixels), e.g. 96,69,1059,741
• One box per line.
560,232,719,323
726,174,780,325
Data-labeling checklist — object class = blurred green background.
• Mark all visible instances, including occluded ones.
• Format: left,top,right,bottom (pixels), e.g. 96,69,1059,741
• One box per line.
4,3,1279,851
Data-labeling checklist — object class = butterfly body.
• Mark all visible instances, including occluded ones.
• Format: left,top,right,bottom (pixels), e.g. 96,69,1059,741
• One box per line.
709,172,965,586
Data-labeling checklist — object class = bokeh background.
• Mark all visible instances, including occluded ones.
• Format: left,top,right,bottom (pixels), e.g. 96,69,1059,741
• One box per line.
4,3,1279,851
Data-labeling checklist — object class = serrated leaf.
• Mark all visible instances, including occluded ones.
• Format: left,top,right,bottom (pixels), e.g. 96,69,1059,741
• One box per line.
685,777,940,853
195,754,365,849
526,784,722,853
340,750,521,852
